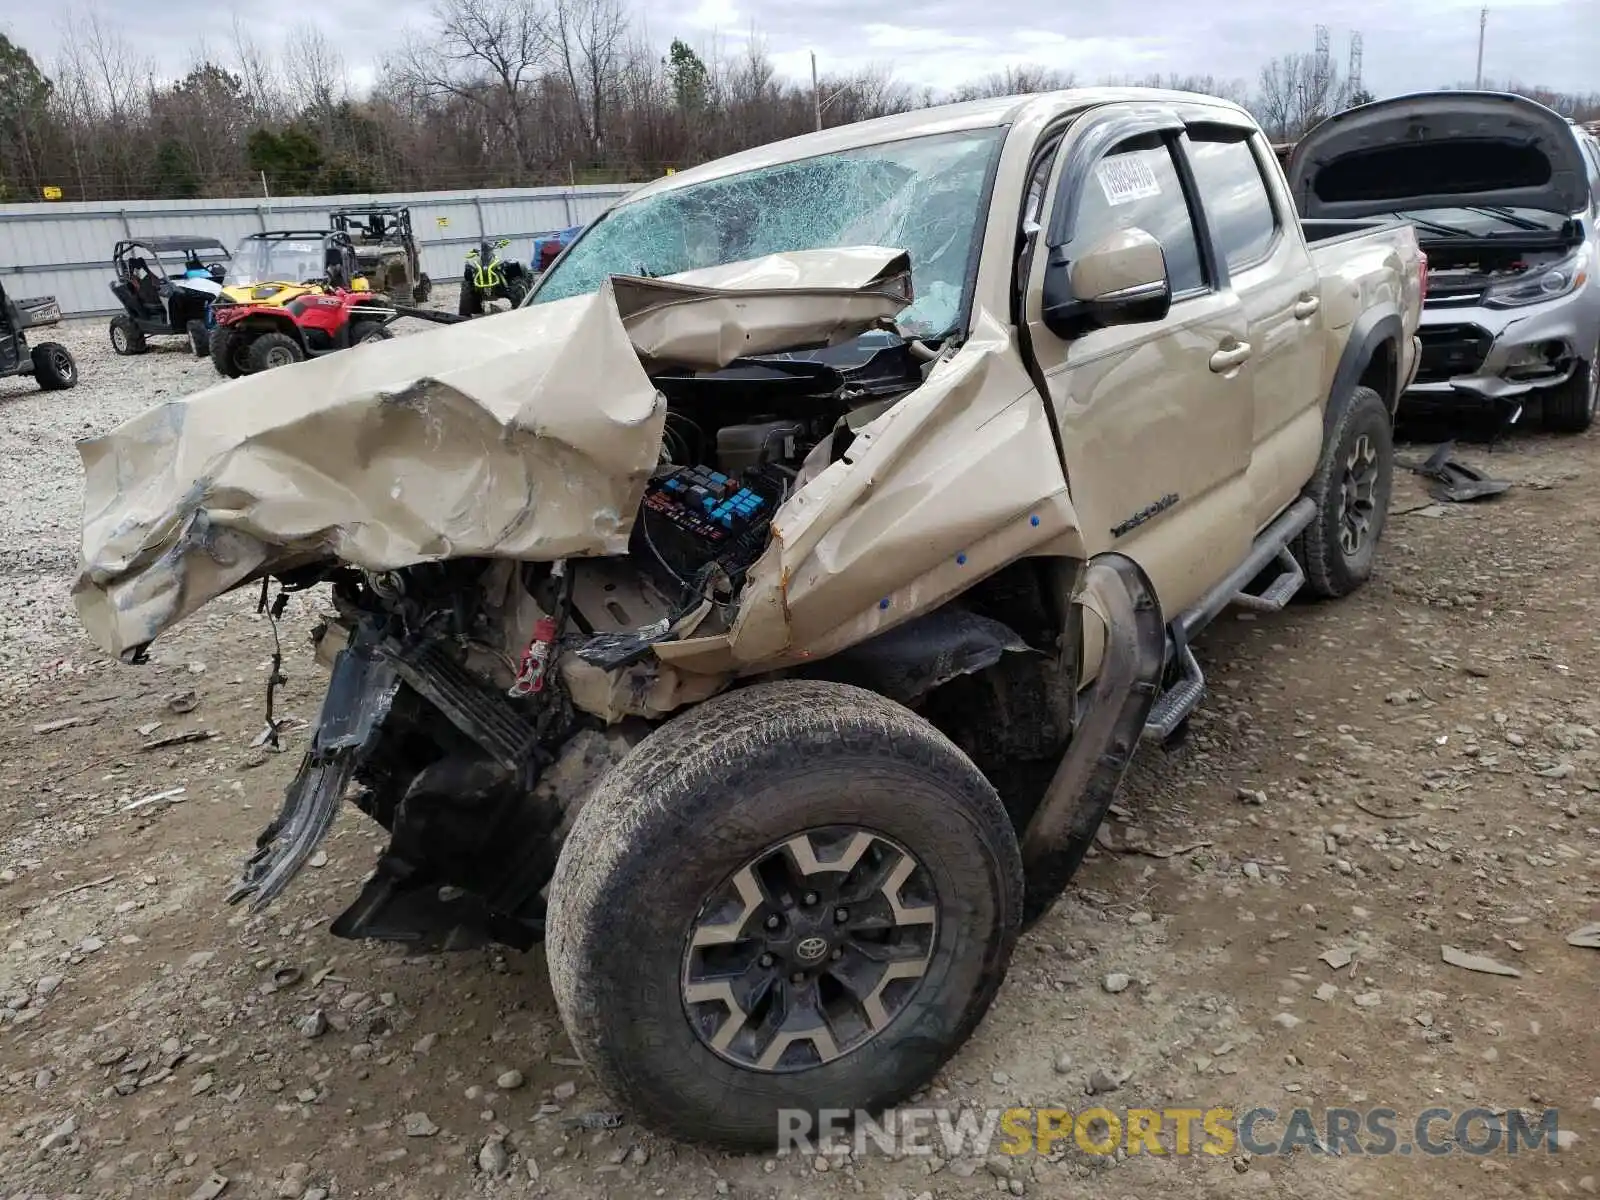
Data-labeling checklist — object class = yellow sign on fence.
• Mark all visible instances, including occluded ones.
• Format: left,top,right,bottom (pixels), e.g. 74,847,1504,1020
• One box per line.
436,216,449,227
41,186,63,200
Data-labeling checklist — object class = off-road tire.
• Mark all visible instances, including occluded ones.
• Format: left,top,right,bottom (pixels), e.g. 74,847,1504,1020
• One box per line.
349,320,393,346
458,275,482,317
546,680,1023,1151
29,342,77,391
1294,385,1394,599
1541,342,1597,434
503,279,528,308
246,331,305,373
186,319,210,358
209,327,247,378
411,273,432,304
109,314,146,356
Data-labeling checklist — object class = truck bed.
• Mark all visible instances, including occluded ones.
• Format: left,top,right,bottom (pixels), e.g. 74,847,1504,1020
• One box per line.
1301,217,1404,246
1305,216,1425,341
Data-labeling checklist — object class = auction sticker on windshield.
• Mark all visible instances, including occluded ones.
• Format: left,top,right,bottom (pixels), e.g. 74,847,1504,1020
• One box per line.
1096,156,1162,205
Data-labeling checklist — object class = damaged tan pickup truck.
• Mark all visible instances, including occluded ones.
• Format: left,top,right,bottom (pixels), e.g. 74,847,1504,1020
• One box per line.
74,89,1424,1148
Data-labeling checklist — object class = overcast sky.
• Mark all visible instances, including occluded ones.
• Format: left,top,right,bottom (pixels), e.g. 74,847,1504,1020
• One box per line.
3,0,1594,100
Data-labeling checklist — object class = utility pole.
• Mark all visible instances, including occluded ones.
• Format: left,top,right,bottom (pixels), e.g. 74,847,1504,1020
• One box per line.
811,51,822,131
1475,6,1487,89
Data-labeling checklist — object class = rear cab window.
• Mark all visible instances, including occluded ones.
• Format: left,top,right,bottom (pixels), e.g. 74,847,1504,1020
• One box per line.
1183,129,1281,272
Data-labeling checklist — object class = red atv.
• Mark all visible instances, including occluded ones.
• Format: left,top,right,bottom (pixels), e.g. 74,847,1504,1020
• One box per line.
210,286,398,377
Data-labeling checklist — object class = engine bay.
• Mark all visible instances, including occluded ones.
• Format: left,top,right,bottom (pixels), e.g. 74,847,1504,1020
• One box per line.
250,329,936,947
1419,239,1578,304
601,330,931,623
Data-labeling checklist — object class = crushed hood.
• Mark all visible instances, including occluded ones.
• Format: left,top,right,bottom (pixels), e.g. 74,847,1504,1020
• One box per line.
1288,91,1591,219
74,247,912,661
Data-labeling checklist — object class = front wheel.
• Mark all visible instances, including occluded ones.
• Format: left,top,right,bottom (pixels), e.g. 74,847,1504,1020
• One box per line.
1542,342,1597,434
210,327,248,378
186,319,210,358
246,331,305,372
30,342,78,391
109,314,146,356
1293,385,1394,599
349,319,393,346
546,680,1023,1150
411,273,432,304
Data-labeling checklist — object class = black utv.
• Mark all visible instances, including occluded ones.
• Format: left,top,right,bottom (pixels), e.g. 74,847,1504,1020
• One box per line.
0,277,78,394
108,236,230,357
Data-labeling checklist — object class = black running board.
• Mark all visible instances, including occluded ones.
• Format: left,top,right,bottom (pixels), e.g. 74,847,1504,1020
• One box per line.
1142,497,1316,743
1020,554,1166,922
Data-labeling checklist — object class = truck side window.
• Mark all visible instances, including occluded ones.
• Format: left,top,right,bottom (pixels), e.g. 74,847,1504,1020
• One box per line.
1073,137,1205,296
1185,131,1279,272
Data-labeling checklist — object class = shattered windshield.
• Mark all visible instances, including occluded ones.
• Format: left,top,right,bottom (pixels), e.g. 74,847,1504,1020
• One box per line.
531,128,1004,338
230,238,328,286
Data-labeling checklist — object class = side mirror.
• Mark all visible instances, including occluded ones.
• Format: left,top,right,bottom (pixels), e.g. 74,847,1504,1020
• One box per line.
1041,227,1172,339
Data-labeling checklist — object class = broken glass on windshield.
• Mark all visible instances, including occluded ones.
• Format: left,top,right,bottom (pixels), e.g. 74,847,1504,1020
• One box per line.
533,128,1005,339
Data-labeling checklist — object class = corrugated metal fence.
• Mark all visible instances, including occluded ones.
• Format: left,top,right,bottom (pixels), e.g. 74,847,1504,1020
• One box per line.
0,183,640,317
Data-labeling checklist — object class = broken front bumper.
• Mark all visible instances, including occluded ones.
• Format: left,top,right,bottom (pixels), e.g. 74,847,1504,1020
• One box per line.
1404,286,1600,412
227,630,400,911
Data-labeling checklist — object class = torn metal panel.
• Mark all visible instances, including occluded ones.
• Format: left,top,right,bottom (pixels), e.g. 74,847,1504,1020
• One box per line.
660,307,1073,676
72,249,913,662
611,247,912,373
75,286,662,661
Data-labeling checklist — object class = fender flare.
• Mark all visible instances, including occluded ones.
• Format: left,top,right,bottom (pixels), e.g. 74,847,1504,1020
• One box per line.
1326,306,1403,436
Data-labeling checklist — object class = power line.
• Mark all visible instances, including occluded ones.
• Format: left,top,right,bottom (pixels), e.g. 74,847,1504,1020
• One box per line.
1475,7,1488,89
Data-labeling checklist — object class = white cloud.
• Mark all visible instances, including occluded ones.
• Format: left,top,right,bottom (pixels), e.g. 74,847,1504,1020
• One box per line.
4,0,1596,99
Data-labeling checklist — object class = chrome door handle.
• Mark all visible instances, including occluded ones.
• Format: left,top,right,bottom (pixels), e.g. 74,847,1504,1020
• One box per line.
1293,295,1321,319
1209,341,1253,372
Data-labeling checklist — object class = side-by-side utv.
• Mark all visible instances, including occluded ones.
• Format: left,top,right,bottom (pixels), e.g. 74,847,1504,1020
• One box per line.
329,206,431,303
108,236,230,356
1,277,78,393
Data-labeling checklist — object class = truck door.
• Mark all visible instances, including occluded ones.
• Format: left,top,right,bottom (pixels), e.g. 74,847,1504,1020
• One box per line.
1181,123,1323,530
1022,108,1255,618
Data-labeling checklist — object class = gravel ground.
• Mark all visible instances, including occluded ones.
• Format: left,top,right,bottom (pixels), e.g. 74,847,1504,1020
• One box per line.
0,288,465,687
1,308,1598,1200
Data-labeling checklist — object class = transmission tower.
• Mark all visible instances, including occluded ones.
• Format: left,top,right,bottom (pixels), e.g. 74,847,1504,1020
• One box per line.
1348,31,1364,100
1313,24,1331,99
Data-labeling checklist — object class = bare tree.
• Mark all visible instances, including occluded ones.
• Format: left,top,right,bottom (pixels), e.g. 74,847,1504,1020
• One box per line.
395,0,549,170
1103,72,1252,107
12,1,1599,203
285,24,348,119
550,0,628,153
229,14,285,120
949,66,1075,103
1446,78,1600,121
1254,52,1350,141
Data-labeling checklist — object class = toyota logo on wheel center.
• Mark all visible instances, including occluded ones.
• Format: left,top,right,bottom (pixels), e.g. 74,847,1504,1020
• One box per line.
795,936,830,962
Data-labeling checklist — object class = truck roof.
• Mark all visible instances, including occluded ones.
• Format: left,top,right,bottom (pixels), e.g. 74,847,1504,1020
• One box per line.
622,88,1256,206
